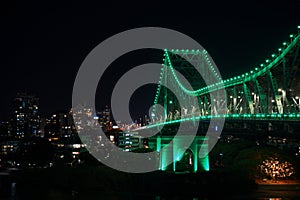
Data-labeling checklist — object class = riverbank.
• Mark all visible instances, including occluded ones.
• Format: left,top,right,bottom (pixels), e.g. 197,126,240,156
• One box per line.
2,166,300,199
1,166,255,199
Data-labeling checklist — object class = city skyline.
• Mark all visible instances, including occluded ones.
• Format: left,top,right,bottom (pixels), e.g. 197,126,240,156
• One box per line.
1,2,300,199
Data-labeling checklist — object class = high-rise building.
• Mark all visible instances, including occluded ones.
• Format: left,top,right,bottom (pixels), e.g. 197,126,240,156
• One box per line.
0,121,11,139
0,121,17,167
11,93,40,139
44,111,75,139
45,109,87,165
97,105,112,131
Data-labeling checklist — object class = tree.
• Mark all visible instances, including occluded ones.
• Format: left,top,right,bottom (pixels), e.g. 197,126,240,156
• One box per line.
259,156,295,180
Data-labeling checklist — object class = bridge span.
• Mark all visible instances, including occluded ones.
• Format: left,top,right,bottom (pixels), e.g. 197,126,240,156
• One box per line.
139,27,300,173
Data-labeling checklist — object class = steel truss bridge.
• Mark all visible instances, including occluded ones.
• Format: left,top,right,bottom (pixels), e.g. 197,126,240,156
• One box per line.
148,27,300,133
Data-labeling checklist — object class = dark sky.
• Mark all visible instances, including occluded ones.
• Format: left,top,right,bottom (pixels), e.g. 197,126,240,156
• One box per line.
0,1,299,120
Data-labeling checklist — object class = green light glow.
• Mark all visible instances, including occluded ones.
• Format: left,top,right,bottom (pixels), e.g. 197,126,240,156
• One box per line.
152,32,300,145
156,136,161,152
163,50,223,97
147,113,300,129
159,32,300,97
161,148,168,170
200,153,209,171
155,136,209,173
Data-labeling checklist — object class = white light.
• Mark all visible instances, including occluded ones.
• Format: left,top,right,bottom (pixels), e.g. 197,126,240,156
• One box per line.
109,135,114,142
73,144,81,148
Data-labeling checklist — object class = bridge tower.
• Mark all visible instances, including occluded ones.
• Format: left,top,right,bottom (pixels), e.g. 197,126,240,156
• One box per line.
147,26,300,173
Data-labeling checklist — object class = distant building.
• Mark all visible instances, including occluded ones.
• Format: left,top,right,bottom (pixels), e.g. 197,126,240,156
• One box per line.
44,111,75,139
0,121,12,139
43,110,85,165
97,105,112,130
117,131,143,152
11,93,40,139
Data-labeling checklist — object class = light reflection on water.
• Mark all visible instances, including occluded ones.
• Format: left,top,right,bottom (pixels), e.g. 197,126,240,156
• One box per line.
7,189,300,200
1,181,300,200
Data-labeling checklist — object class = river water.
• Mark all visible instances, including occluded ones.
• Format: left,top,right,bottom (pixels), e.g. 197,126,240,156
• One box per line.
1,173,300,200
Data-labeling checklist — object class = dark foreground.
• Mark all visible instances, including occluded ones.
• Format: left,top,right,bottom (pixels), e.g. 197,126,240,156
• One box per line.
1,166,300,200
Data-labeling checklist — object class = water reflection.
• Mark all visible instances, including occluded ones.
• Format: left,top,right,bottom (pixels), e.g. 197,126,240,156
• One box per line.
7,190,300,200
0,180,299,200
11,182,16,200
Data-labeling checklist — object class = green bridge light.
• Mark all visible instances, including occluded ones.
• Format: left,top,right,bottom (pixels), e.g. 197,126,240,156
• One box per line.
160,38,300,102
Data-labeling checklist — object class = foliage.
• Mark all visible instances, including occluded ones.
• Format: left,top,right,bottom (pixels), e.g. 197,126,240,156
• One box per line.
259,156,295,179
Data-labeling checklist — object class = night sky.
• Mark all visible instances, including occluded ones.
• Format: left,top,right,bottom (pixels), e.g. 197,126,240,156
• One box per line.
0,1,299,121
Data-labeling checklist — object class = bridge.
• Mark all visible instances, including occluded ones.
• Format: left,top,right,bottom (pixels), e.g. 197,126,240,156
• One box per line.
143,26,300,173
150,27,300,128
